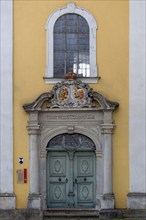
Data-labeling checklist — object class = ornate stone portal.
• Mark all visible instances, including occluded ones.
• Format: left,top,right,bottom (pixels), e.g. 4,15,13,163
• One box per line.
23,75,119,210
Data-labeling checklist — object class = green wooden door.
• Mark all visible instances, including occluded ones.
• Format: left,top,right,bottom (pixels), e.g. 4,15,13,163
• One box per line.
47,152,69,208
74,152,96,208
47,151,95,208
46,133,96,208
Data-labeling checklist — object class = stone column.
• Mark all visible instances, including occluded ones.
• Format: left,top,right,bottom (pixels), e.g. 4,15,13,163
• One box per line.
27,114,41,209
100,111,115,209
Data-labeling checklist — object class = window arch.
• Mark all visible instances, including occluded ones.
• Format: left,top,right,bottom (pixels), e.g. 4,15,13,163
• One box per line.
45,3,98,83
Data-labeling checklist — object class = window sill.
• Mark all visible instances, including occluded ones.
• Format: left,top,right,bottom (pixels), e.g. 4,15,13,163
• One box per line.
43,77,100,84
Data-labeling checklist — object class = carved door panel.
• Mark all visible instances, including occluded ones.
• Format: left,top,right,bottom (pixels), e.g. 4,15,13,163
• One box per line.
74,152,96,208
47,152,69,208
47,151,95,208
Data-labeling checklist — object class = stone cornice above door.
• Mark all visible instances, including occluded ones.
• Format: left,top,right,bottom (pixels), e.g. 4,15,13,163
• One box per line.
23,77,119,112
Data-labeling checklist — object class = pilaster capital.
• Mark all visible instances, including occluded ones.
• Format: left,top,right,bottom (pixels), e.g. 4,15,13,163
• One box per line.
27,122,40,135
100,123,115,134
95,150,102,157
40,150,47,158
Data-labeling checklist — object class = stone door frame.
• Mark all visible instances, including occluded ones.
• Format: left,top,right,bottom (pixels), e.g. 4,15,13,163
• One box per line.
26,109,115,210
23,79,118,210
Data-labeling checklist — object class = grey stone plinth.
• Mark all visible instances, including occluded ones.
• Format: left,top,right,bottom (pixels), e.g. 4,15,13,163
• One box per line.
127,192,146,209
27,194,41,209
0,209,43,220
100,193,115,209
0,193,16,209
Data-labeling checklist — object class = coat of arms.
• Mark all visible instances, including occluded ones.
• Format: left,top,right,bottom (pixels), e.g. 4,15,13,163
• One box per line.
50,73,94,108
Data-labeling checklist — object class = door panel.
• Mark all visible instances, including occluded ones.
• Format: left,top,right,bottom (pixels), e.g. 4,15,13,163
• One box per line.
47,152,69,207
74,152,95,207
47,151,95,208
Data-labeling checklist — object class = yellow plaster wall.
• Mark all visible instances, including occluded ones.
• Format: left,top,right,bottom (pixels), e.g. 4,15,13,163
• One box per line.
14,0,129,208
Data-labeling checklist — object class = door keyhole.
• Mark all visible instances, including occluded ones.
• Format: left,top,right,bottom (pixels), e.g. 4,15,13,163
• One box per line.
58,178,61,182
84,178,87,181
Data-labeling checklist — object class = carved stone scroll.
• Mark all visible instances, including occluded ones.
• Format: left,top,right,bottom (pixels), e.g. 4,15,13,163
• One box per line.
23,77,119,112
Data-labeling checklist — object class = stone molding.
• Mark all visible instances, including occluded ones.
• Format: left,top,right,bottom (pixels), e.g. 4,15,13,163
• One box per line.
100,124,115,134
27,126,41,135
23,79,119,112
40,125,102,152
95,151,102,157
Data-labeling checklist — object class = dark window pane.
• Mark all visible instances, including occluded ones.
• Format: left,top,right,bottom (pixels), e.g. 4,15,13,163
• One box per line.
47,133,95,149
66,34,78,50
54,14,90,77
78,16,89,33
66,25,78,33
79,44,89,51
54,51,65,77
66,14,77,26
54,16,65,33
66,52,74,72
79,34,89,42
78,25,89,33
54,34,65,51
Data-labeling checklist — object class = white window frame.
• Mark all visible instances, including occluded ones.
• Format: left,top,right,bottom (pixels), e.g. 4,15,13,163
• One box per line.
45,3,98,84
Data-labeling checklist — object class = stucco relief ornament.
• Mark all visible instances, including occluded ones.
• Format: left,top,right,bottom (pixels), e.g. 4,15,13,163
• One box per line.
23,73,119,111
49,73,95,108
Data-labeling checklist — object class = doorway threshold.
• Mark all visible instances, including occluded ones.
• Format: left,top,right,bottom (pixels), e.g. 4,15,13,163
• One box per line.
43,208,99,217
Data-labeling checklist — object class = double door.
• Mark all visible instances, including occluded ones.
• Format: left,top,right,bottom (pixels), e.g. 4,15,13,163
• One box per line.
47,150,95,208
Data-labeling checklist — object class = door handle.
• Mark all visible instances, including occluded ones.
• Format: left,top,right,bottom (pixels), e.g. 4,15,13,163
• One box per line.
74,178,77,183
58,178,68,183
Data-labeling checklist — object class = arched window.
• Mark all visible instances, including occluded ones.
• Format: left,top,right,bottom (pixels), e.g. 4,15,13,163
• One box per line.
54,14,89,78
47,133,96,149
45,3,98,83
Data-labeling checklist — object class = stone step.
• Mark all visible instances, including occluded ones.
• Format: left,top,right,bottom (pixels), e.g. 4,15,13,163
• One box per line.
43,208,99,219
43,216,99,219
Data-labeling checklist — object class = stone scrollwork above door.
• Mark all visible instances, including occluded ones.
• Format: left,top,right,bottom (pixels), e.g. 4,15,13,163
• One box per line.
23,73,119,111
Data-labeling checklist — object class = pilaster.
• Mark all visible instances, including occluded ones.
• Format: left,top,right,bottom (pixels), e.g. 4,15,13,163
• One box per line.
100,111,115,209
95,150,102,209
0,0,16,209
27,114,41,209
128,0,146,209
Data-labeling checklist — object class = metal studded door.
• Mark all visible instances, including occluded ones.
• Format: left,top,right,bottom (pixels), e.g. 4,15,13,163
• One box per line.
74,152,96,208
47,151,69,208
